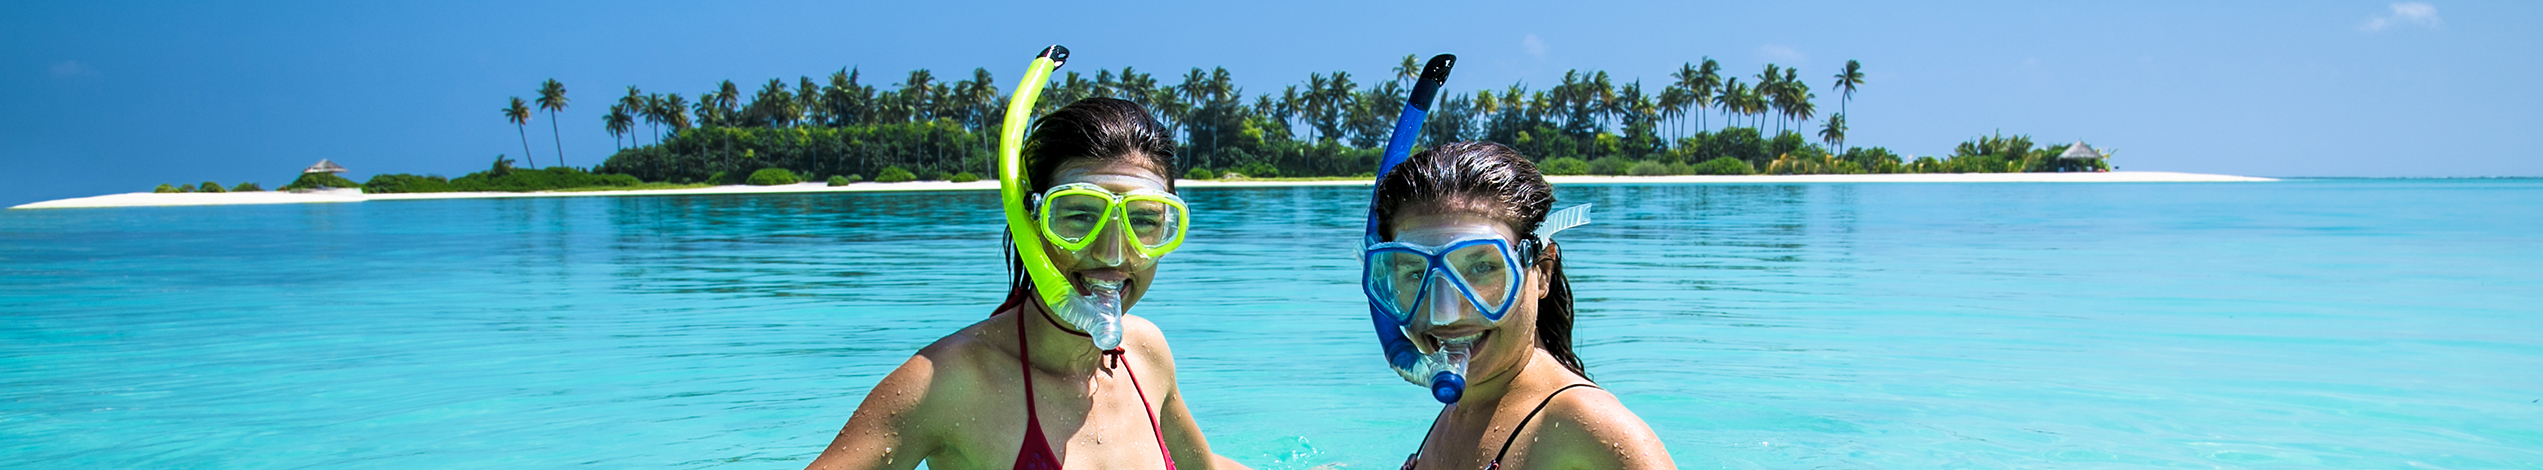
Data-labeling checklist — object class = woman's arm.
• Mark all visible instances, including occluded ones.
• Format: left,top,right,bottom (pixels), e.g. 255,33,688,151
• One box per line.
1160,386,1252,470
803,355,945,470
1129,316,1251,470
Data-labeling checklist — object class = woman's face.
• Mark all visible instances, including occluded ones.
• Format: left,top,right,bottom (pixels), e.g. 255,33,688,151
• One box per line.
1389,209,1551,387
1040,157,1172,312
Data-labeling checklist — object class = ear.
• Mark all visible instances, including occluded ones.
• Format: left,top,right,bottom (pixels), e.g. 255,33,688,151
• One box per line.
1527,243,1556,302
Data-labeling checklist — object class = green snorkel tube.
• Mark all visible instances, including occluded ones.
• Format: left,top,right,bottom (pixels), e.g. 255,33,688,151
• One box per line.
997,46,1130,350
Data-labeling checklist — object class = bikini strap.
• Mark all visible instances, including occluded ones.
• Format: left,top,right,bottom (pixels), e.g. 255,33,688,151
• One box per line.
1109,348,1178,470
1015,312,1041,430
1488,383,1599,469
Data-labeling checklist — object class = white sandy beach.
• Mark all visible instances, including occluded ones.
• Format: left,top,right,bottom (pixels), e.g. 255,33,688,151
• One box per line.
10,171,2274,210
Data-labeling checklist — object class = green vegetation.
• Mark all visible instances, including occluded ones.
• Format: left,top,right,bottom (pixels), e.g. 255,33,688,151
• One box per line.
746,167,802,185
231,182,262,192
1691,157,1756,175
534,56,2102,183
154,184,177,193
828,175,858,186
874,166,916,183
363,174,456,193
285,172,361,190
949,172,981,183
361,156,641,193
1540,158,1589,176
197,181,226,193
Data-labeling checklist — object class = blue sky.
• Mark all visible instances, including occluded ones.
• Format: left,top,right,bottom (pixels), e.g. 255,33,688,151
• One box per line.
4,0,2537,206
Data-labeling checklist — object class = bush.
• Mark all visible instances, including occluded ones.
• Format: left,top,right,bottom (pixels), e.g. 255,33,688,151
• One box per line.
284,172,361,190
1235,162,1280,178
231,182,262,192
364,174,455,193
1185,167,1217,180
154,183,177,193
949,172,981,183
929,171,952,181
1626,160,1672,176
177,184,197,193
746,168,801,186
1588,157,1634,175
875,166,916,183
827,175,854,186
197,181,226,193
1540,157,1590,176
705,171,733,185
1691,157,1756,175
447,166,642,192
1667,162,1698,175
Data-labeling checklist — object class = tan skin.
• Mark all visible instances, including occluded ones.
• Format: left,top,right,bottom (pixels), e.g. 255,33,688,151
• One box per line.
1394,210,1674,470
805,158,1248,470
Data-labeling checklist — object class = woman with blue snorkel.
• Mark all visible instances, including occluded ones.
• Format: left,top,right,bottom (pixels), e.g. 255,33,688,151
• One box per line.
805,47,1247,470
1366,142,1674,469
1364,55,1668,469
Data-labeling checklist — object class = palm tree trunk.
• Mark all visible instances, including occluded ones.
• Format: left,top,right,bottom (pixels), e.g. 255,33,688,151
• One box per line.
549,110,565,168
517,124,535,168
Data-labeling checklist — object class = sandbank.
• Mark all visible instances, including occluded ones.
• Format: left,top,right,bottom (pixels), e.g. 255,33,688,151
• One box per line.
10,171,2272,210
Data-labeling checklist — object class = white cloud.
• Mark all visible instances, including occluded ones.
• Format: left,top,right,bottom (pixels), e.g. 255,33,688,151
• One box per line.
2360,2,2442,32
50,61,97,77
1757,45,1807,64
1522,34,1549,59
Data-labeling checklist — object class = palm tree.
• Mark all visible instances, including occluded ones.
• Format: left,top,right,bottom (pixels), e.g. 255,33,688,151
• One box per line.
504,97,535,168
619,86,647,144
1715,78,1743,129
536,79,569,168
1818,113,1845,152
1831,60,1865,152
1831,60,1865,119
604,104,633,150
1754,64,1783,133
1693,58,1721,130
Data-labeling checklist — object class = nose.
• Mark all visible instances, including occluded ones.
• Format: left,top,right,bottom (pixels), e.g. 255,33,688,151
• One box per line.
1085,213,1131,266
1418,270,1472,327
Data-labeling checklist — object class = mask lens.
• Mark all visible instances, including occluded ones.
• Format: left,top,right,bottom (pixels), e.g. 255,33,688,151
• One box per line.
1444,243,1519,315
1044,193,1111,242
1123,198,1184,248
1367,250,1431,322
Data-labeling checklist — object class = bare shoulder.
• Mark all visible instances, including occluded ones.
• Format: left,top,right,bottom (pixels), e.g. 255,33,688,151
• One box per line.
1118,314,1178,377
809,318,1009,470
1517,386,1674,470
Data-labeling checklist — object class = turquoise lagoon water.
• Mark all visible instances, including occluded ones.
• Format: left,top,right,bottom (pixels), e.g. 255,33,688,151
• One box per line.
3,179,2539,469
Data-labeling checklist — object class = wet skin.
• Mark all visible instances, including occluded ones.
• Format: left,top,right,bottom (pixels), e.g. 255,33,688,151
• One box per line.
1393,211,1675,470
804,159,1247,470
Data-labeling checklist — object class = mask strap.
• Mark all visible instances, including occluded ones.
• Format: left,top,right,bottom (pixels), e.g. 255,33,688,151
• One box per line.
1534,204,1593,240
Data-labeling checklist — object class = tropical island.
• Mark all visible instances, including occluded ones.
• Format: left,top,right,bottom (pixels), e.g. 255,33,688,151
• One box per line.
22,56,2268,210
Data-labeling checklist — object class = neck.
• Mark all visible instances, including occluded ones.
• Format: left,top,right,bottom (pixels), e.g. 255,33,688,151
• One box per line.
1007,296,1108,376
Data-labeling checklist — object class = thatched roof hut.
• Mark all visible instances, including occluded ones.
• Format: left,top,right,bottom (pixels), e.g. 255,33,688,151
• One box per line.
302,159,348,174
2058,141,2104,160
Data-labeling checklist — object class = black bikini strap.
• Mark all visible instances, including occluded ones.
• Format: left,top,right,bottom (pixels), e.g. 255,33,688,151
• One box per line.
1489,383,1599,467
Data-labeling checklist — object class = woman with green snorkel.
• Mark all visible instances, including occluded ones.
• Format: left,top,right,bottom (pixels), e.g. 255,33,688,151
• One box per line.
804,46,1247,470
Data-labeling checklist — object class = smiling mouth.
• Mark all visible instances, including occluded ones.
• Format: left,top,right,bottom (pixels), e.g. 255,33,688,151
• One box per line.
1425,330,1486,352
1072,271,1128,295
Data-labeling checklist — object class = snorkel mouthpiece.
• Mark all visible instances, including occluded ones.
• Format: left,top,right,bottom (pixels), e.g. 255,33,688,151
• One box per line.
1079,279,1126,350
1430,339,1472,403
1431,372,1465,403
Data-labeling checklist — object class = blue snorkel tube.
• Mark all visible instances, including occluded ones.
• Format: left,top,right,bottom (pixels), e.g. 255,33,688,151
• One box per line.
1366,54,1462,403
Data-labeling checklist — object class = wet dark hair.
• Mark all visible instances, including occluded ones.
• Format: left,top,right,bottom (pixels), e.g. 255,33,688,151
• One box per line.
1373,141,1589,381
1022,97,1178,194
1001,98,1180,315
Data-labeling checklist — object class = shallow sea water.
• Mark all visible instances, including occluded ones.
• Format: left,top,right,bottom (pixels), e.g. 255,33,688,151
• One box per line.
3,179,2539,469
